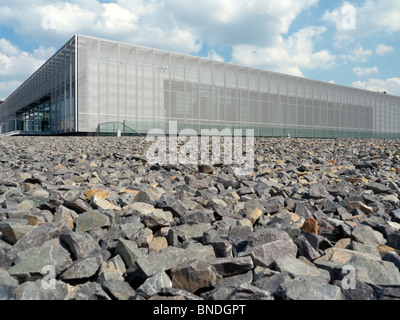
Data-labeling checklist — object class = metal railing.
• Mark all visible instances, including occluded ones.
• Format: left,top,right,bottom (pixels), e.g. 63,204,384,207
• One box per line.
96,121,145,137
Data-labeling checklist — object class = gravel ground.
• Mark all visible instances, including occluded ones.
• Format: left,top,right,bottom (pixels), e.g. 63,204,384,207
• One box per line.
1,136,400,300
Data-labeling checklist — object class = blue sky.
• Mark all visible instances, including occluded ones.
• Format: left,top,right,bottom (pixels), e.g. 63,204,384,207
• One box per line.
1,0,400,100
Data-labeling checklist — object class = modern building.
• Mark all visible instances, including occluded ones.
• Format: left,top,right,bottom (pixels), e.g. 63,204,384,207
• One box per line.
1,34,400,138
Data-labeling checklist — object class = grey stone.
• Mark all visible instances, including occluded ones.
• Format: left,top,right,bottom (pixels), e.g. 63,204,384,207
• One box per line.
0,219,36,245
0,267,19,300
7,244,73,282
14,279,70,300
75,210,110,232
246,227,294,248
102,280,136,300
294,234,322,261
244,238,298,268
226,283,274,300
131,246,189,279
136,270,172,298
153,287,204,300
60,229,102,260
309,183,330,199
334,279,379,300
186,242,216,261
279,276,342,300
351,225,386,247
180,211,211,225
366,182,391,194
96,255,126,284
143,209,174,229
383,251,400,271
75,282,112,300
228,225,253,255
349,254,400,286
174,223,212,241
253,272,292,297
157,195,187,218
7,223,61,256
60,254,103,280
207,256,254,277
115,239,145,268
274,255,330,280
219,270,253,287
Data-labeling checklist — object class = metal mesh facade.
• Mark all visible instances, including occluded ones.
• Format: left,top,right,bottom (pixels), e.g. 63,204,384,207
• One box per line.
1,34,400,138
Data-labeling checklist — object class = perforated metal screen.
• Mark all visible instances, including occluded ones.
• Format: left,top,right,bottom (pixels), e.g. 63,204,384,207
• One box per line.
1,34,400,138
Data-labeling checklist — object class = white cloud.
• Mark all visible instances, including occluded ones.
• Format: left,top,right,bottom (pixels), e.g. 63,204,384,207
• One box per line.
0,38,55,78
0,0,320,55
352,77,400,96
375,44,395,56
339,44,373,63
323,0,400,44
0,80,21,101
207,49,225,62
353,66,379,77
231,25,336,76
0,38,55,99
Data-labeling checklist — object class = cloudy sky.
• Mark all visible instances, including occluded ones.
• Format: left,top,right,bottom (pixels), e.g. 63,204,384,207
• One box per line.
1,0,400,100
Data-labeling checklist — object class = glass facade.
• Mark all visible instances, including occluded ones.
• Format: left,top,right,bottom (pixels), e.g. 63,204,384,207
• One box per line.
0,36,76,134
1,34,400,138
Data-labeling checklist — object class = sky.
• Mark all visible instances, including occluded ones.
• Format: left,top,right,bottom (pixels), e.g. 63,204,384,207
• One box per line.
1,0,400,100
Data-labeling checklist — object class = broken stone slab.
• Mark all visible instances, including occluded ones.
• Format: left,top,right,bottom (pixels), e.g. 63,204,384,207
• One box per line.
130,246,189,280
366,182,391,194
74,282,112,300
273,255,330,281
0,219,37,245
7,244,73,282
278,275,342,300
207,256,254,277
245,239,298,268
246,227,295,248
75,210,110,232
143,209,174,230
351,224,386,247
349,254,400,286
53,205,78,229
171,259,222,294
60,254,103,281
294,234,322,261
157,195,188,218
96,255,126,284
60,229,103,260
115,239,146,269
0,267,19,300
102,280,136,300
14,279,71,300
226,283,274,300
2,223,61,269
136,270,173,298
91,195,121,211
173,223,213,242
185,242,216,261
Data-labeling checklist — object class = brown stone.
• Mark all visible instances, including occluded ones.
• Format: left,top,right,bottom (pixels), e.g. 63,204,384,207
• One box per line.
301,218,318,235
84,188,110,200
378,244,400,258
149,237,168,252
